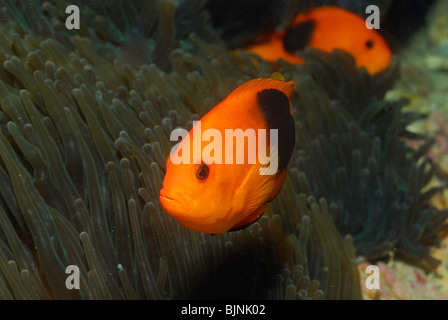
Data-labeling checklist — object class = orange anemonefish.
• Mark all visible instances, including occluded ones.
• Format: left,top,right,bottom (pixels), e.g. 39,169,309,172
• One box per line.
160,78,296,234
244,6,392,75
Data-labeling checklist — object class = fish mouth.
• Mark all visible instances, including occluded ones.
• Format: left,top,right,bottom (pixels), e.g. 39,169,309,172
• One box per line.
159,190,175,202
159,188,193,214
159,189,178,203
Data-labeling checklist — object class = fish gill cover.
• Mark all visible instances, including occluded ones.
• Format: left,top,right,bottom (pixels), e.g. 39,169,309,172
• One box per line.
0,0,444,300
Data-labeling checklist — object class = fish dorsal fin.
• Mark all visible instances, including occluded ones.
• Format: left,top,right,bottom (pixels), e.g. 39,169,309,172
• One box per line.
226,78,296,101
283,19,315,53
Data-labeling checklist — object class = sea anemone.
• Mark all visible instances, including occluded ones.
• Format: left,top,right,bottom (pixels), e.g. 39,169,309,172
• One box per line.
279,49,448,267
0,0,444,300
0,0,362,299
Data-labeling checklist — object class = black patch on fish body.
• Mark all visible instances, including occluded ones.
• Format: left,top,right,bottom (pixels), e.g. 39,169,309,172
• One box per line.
283,19,315,53
256,89,295,173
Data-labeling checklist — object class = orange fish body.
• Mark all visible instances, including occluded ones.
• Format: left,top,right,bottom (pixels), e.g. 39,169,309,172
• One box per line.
245,6,392,75
160,78,296,234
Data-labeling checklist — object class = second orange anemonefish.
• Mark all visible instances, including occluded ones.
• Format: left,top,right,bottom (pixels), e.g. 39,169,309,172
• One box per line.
160,78,296,234
244,6,392,75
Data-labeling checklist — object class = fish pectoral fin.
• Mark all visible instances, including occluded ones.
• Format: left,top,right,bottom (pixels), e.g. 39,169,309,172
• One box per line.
231,147,280,232
228,204,267,232
234,154,279,218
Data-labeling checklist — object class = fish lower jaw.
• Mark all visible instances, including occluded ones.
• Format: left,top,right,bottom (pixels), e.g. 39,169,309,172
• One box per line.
159,190,192,215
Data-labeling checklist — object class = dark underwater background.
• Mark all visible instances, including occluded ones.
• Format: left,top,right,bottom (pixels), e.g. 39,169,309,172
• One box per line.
0,0,446,299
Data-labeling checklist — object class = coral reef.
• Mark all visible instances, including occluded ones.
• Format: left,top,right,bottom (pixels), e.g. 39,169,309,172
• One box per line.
358,261,446,299
0,0,445,300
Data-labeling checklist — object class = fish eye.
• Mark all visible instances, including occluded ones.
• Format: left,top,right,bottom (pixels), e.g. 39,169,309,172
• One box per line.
196,163,209,180
365,40,374,49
